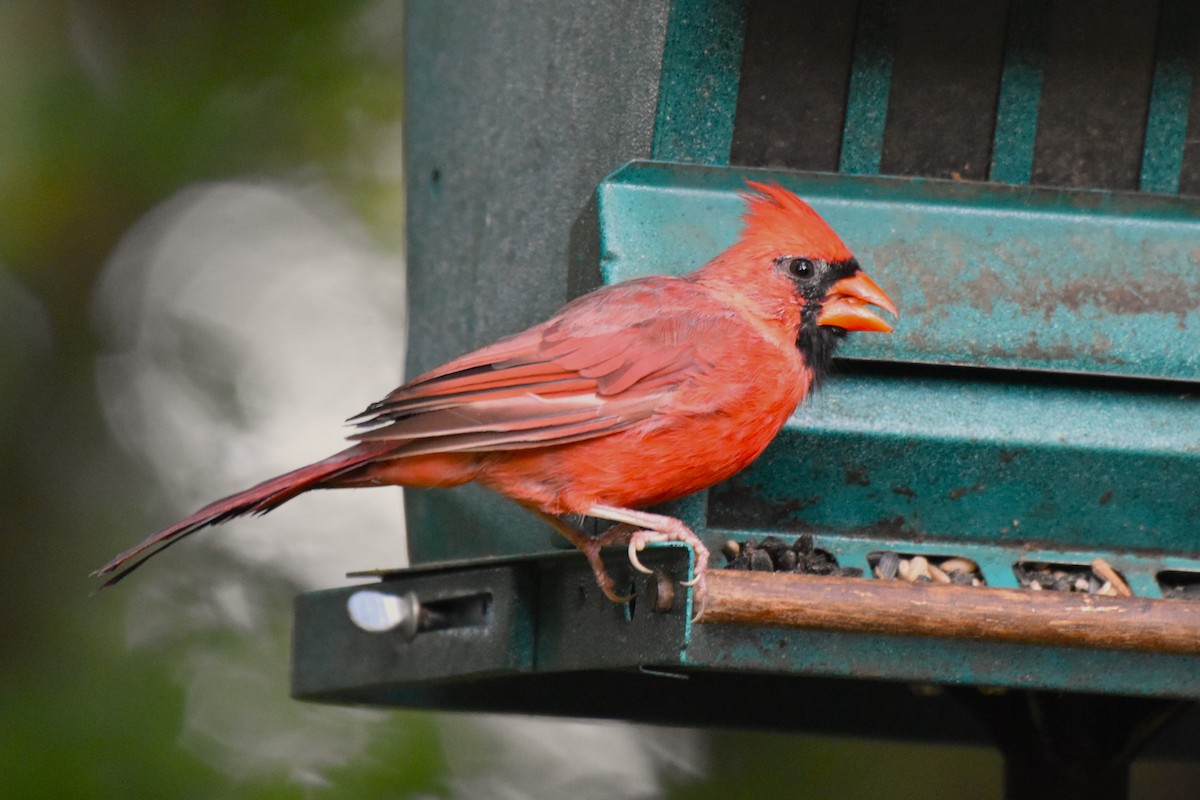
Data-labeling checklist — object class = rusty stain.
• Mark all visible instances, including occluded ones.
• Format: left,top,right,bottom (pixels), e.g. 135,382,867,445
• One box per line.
708,484,824,530
1015,260,1197,326
1012,335,1077,362
1089,331,1122,363
883,230,1198,330
974,331,1128,366
904,328,934,353
844,468,871,486
958,264,1005,315
949,483,985,501
1055,278,1197,322
778,496,821,520
873,240,935,319
998,448,1027,464
855,515,916,539
781,515,923,541
1072,191,1118,211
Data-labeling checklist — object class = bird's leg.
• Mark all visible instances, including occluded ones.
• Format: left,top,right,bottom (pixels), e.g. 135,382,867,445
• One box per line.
530,510,633,603
585,504,710,617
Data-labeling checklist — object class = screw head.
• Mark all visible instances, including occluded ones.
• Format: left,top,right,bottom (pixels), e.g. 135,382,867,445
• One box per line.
346,590,421,639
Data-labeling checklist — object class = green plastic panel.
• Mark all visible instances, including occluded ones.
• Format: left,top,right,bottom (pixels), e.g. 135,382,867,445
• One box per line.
401,0,673,569
1140,0,1200,194
598,159,1200,576
651,0,746,165
292,564,538,699
293,551,1200,707
713,369,1200,561
839,0,896,175
599,161,1200,380
988,0,1047,185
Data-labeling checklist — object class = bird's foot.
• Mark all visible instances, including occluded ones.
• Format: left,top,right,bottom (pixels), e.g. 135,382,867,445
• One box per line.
586,505,710,619
577,535,635,603
531,510,632,602
625,527,709,619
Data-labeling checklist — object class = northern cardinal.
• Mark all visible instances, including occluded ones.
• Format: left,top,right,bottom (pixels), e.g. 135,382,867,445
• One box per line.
94,182,896,610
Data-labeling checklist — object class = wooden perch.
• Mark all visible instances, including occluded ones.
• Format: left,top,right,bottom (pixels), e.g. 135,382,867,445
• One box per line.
695,569,1200,655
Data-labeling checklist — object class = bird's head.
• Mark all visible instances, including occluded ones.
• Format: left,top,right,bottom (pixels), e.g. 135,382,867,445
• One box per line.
705,180,898,380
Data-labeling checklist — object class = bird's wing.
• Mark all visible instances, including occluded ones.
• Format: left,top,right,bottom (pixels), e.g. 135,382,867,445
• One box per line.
347,279,710,456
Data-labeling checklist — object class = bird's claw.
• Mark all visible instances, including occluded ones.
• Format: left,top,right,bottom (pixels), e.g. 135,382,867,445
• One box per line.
599,582,634,604
689,577,708,621
568,510,710,618
623,528,709,620
587,544,634,603
627,537,657,574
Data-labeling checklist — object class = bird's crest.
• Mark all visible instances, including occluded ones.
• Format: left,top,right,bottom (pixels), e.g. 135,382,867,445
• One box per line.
739,181,852,263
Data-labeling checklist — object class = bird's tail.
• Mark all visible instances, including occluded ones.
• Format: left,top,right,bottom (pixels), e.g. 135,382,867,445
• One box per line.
91,442,394,588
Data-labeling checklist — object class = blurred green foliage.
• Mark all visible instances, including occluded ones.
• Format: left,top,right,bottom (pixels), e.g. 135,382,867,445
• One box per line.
0,2,422,798
0,0,403,332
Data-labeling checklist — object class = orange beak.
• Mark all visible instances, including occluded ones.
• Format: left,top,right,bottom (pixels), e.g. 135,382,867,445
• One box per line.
817,271,898,333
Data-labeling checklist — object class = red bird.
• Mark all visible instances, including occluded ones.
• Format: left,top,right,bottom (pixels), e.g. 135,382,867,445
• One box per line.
94,182,896,609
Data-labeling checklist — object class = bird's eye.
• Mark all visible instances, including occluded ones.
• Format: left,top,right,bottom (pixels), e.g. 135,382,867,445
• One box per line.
786,257,815,279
